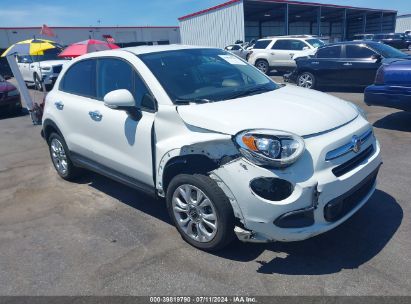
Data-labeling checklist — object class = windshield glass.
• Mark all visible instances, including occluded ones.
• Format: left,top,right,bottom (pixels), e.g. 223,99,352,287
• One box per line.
306,39,325,48
369,43,408,58
31,48,63,62
138,48,279,103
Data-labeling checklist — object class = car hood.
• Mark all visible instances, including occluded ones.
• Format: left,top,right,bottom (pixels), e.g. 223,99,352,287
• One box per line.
177,85,359,137
0,81,16,92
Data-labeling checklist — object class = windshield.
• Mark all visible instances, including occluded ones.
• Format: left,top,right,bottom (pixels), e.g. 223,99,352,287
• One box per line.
369,43,408,58
31,48,63,62
306,39,325,48
138,48,279,103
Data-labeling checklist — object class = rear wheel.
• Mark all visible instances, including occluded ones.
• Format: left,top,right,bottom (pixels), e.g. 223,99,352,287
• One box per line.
166,174,235,251
297,72,316,89
48,133,80,180
255,60,269,74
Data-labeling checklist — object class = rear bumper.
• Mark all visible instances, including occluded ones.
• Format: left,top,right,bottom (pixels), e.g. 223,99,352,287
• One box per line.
365,85,411,112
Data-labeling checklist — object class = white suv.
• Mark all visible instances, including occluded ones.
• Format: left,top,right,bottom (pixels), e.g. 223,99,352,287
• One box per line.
16,50,67,90
42,45,382,251
248,35,325,74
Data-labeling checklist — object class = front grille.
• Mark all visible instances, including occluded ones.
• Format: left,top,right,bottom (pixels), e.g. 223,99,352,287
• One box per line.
332,145,374,177
324,167,379,222
53,65,63,73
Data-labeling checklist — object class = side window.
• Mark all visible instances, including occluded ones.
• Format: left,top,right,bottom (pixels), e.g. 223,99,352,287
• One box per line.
316,46,342,59
134,72,155,111
60,59,96,98
253,40,271,49
346,45,376,59
97,58,133,100
272,40,306,51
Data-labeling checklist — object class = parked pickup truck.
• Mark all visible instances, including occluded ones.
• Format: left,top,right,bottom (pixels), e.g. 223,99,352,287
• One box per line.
16,49,67,90
42,45,382,251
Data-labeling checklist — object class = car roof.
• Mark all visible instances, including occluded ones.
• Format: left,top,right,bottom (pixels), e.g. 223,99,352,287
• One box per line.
322,41,382,47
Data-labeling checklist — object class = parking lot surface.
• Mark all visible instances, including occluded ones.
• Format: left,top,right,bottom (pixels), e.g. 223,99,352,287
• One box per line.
0,79,410,296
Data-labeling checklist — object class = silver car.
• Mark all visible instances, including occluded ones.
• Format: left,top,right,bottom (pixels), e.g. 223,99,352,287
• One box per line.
224,44,250,60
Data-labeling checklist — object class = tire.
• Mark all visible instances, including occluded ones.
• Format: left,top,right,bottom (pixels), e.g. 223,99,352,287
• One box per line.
255,59,269,74
166,174,235,251
47,132,80,180
33,73,43,91
297,71,316,89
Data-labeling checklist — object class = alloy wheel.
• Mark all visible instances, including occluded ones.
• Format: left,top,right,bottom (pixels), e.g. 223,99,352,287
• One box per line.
298,73,313,88
172,184,218,243
256,61,268,73
50,138,68,175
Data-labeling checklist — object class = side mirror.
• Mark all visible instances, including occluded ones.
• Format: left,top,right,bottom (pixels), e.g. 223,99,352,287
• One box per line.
372,54,382,62
104,89,142,119
302,46,310,51
104,89,136,109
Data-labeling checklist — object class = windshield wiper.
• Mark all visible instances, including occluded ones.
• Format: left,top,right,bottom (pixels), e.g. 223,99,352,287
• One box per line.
226,86,272,100
174,98,212,105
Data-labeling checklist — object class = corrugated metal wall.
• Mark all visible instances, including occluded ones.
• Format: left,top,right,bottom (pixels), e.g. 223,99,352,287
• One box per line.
179,1,245,48
396,15,411,32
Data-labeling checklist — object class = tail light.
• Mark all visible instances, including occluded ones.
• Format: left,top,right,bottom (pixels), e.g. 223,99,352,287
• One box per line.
374,66,385,85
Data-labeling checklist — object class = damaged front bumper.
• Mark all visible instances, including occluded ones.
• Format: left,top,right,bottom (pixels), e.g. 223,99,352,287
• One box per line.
211,120,382,243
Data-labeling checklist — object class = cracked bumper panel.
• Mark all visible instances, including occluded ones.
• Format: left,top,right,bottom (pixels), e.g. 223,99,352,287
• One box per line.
212,117,382,242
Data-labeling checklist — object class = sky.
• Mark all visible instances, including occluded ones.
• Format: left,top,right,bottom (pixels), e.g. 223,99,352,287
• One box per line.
0,0,409,27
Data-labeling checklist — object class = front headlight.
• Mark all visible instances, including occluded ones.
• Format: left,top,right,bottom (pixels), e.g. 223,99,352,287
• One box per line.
7,89,19,96
234,129,305,168
40,66,51,71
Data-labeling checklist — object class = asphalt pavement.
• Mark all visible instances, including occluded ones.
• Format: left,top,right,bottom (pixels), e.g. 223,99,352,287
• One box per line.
0,79,410,295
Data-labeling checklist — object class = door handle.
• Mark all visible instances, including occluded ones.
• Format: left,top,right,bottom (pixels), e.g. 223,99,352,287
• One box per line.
289,53,295,56
271,52,275,55
54,101,64,110
88,110,103,121
343,62,353,66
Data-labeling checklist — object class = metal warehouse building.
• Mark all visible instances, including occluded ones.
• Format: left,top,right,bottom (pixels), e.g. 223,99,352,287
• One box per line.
396,14,411,33
0,26,180,50
179,0,397,48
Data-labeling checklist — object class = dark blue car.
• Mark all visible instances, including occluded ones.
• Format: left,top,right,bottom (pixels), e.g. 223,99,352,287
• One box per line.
365,60,411,111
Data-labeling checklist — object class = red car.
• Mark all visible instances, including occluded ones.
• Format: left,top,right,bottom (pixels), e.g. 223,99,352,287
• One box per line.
0,75,22,114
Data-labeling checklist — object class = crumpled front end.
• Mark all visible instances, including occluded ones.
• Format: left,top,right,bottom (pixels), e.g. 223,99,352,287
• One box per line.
210,115,382,242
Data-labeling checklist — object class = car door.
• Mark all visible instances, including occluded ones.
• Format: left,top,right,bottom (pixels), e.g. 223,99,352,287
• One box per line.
341,44,381,86
56,58,99,160
270,39,305,68
17,56,32,81
87,57,156,187
310,45,343,85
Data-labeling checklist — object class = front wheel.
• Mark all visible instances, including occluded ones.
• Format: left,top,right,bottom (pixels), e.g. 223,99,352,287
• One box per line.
166,174,235,251
33,73,43,91
297,72,316,89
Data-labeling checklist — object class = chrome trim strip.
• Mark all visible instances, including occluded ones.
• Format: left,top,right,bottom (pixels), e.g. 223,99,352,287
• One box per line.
325,129,373,161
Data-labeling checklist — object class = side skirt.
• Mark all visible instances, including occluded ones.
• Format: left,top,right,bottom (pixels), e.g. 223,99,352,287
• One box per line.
70,152,157,198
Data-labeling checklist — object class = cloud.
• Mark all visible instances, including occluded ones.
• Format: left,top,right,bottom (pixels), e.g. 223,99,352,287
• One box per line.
0,4,80,26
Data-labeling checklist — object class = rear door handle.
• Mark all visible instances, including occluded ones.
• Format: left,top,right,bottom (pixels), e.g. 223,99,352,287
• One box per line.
343,62,353,66
88,110,103,121
54,101,64,110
